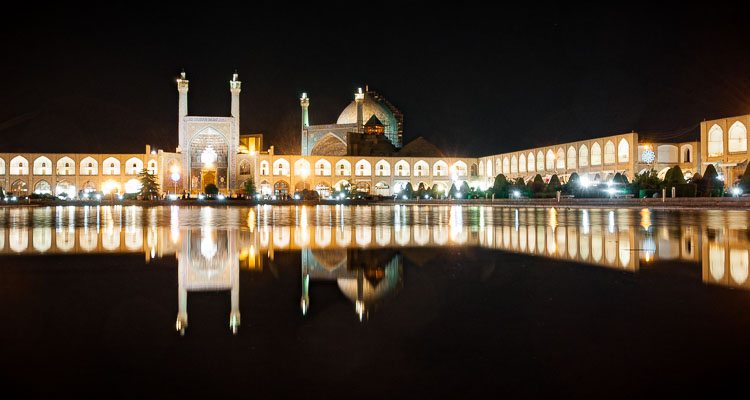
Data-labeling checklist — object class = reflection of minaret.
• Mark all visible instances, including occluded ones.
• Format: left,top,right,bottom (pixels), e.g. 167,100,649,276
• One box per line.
176,227,241,335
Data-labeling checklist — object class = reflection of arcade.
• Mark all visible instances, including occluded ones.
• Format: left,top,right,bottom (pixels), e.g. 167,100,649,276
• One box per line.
301,248,402,322
176,227,241,335
702,226,750,290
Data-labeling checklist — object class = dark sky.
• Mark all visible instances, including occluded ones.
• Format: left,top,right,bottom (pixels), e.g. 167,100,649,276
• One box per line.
2,4,750,157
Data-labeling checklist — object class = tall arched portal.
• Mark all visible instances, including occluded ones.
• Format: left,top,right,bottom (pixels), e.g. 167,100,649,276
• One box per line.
189,127,230,192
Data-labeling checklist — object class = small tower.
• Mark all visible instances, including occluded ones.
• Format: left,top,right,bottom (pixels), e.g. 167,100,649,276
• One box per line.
230,71,241,152
300,92,310,155
176,70,189,153
355,87,364,133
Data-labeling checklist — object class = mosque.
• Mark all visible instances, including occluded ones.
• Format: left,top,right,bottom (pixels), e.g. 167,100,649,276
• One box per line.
0,70,749,198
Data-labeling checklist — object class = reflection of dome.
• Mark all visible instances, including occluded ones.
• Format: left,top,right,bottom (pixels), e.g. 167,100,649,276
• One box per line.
337,93,398,137
311,249,348,271
336,257,401,303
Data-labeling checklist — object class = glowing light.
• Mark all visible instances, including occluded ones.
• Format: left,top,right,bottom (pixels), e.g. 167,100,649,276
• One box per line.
731,187,743,197
640,208,652,230
513,190,520,198
102,180,120,194
580,176,590,187
217,194,226,200
168,194,179,201
198,194,205,200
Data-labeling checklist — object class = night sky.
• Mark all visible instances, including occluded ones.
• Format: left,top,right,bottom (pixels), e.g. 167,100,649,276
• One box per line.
2,4,750,157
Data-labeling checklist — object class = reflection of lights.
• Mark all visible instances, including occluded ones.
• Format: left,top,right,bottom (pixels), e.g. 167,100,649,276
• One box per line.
355,300,364,322
609,211,615,233
513,190,520,198
582,210,590,234
549,207,558,229
640,208,652,231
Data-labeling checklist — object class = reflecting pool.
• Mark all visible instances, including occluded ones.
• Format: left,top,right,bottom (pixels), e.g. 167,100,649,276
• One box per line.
2,205,750,396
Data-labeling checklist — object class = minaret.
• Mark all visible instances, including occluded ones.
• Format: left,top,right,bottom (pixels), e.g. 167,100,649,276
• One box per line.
230,71,241,152
300,92,310,155
177,70,189,153
355,87,364,133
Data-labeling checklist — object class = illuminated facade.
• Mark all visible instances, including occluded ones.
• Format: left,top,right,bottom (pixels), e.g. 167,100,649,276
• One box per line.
8,70,750,198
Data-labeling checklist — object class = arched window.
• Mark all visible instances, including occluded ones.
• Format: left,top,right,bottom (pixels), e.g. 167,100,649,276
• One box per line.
102,157,121,175
604,141,615,164
273,158,290,176
239,160,252,175
433,160,447,177
80,157,98,175
556,148,565,169
546,150,555,171
355,159,371,176
510,155,518,174
335,159,352,176
451,161,468,177
147,160,157,175
315,159,331,176
617,139,629,163
10,156,28,175
728,121,747,153
33,156,52,175
528,152,535,172
681,145,692,163
485,160,493,177
708,124,723,157
579,144,589,167
519,154,527,173
294,159,311,177
591,143,602,166
414,160,429,177
56,157,75,175
478,161,484,176
495,159,501,176
470,163,478,176
567,147,577,169
34,180,51,195
125,158,143,175
0,158,5,175
375,160,390,176
259,160,270,175
502,157,509,174
536,151,544,171
394,160,410,177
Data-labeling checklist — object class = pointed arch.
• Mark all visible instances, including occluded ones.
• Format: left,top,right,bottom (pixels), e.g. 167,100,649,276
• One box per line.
414,160,429,177
10,156,28,175
238,160,252,175
556,148,565,169
510,155,518,174
33,156,52,176
315,159,331,176
335,159,352,176
729,121,747,153
579,144,589,167
125,157,144,175
259,160,270,175
34,180,51,194
546,149,555,171
536,151,544,171
294,159,311,177
310,133,347,156
485,159,493,177
604,141,615,165
375,159,390,176
0,157,4,175
394,160,410,177
478,161,484,176
502,157,509,175
102,157,121,175
528,152,535,172
708,124,724,157
80,156,98,175
567,146,577,169
355,159,372,176
451,160,468,177
273,158,290,176
519,154,527,173
591,143,602,166
433,160,448,177
147,160,157,175
618,138,630,163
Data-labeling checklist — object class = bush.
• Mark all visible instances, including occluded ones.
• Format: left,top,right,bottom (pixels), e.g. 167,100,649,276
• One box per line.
204,183,219,196
664,183,697,197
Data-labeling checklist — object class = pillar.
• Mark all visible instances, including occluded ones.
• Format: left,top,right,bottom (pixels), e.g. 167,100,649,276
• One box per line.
230,72,241,152
355,87,364,133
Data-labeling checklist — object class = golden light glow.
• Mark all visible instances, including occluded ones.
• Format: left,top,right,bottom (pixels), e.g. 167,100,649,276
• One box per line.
102,180,120,194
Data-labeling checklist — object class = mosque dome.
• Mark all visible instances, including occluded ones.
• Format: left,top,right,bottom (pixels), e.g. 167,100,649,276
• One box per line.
337,93,399,140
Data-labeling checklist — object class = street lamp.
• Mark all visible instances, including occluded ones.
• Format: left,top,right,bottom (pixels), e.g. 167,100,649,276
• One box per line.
170,166,180,195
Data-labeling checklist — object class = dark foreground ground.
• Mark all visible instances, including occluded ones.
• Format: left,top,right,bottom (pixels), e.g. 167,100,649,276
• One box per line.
1,248,749,398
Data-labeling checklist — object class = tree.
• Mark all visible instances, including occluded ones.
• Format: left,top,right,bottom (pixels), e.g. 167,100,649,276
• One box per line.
138,169,160,200
739,165,750,193
0,186,4,198
431,184,444,199
663,166,686,185
448,183,458,198
416,182,427,198
242,177,256,197
700,164,724,196
204,183,219,196
546,174,562,192
492,174,510,197
459,182,470,198
403,182,414,199
530,174,545,194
